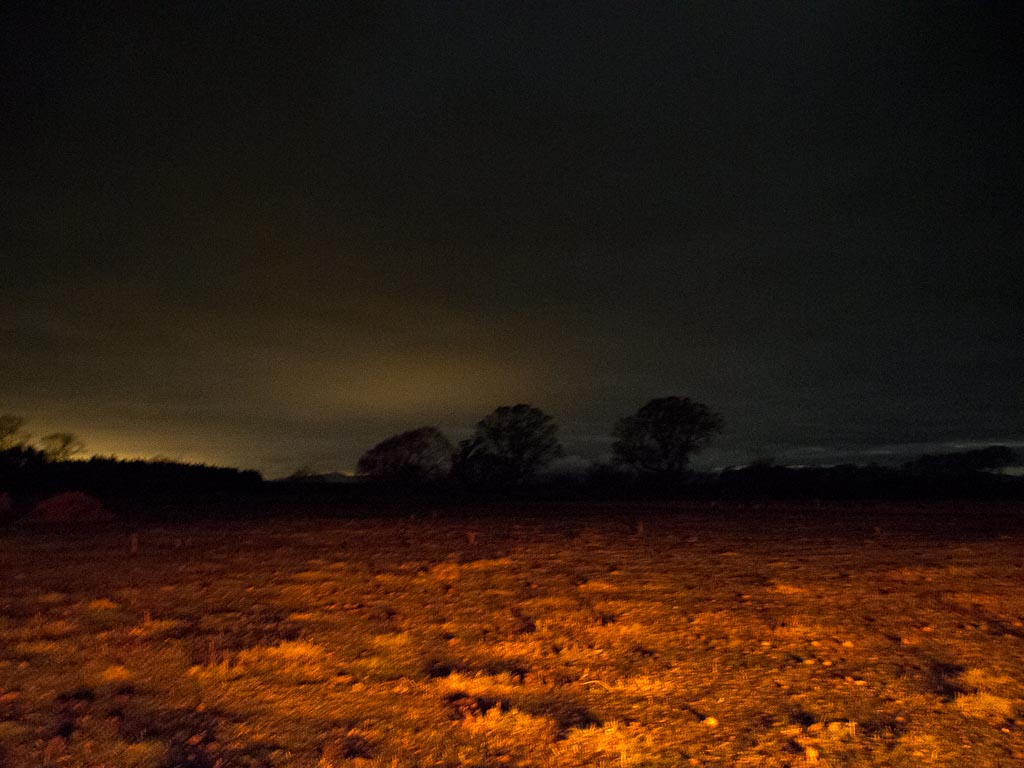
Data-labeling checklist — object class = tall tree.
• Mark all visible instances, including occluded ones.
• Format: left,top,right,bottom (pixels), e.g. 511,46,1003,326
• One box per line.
357,426,455,483
612,397,722,475
457,404,564,486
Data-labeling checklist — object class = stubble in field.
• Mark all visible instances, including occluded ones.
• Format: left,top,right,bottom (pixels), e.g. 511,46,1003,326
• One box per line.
1,504,1023,766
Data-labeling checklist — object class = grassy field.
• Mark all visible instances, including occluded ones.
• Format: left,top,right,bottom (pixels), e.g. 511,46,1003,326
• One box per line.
1,502,1023,767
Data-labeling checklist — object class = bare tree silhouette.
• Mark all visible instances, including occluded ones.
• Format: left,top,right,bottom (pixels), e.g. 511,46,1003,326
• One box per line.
0,414,27,449
39,432,86,462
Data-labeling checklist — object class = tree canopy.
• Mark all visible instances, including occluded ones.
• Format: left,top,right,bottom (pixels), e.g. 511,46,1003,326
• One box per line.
1,416,84,462
903,445,1020,476
357,426,455,483
456,404,564,486
612,397,723,475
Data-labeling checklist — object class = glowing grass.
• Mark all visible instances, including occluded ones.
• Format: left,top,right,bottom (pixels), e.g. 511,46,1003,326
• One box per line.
0,506,1023,766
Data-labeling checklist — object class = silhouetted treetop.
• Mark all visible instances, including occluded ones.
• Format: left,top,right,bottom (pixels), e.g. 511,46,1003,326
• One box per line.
0,414,27,449
39,432,86,462
613,396,723,475
457,404,564,486
1,416,85,461
357,426,455,483
903,445,1019,475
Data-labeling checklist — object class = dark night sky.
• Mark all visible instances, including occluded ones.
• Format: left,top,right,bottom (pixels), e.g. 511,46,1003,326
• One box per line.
3,2,1022,475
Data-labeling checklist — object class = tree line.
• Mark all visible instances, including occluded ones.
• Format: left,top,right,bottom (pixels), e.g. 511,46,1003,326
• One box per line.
356,397,723,488
352,400,1023,499
0,414,85,461
0,414,260,500
4,404,1020,504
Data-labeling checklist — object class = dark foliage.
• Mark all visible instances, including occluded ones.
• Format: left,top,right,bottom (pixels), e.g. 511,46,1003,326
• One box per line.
0,414,27,449
612,397,723,475
0,445,50,491
713,457,1023,501
903,445,1019,476
0,450,262,505
357,427,455,484
38,432,86,461
455,404,564,488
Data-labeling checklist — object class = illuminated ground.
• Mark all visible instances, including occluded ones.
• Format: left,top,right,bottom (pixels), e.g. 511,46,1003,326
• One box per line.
1,503,1023,767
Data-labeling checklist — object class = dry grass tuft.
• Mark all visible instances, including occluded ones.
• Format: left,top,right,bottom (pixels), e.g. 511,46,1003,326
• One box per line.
956,692,1016,720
